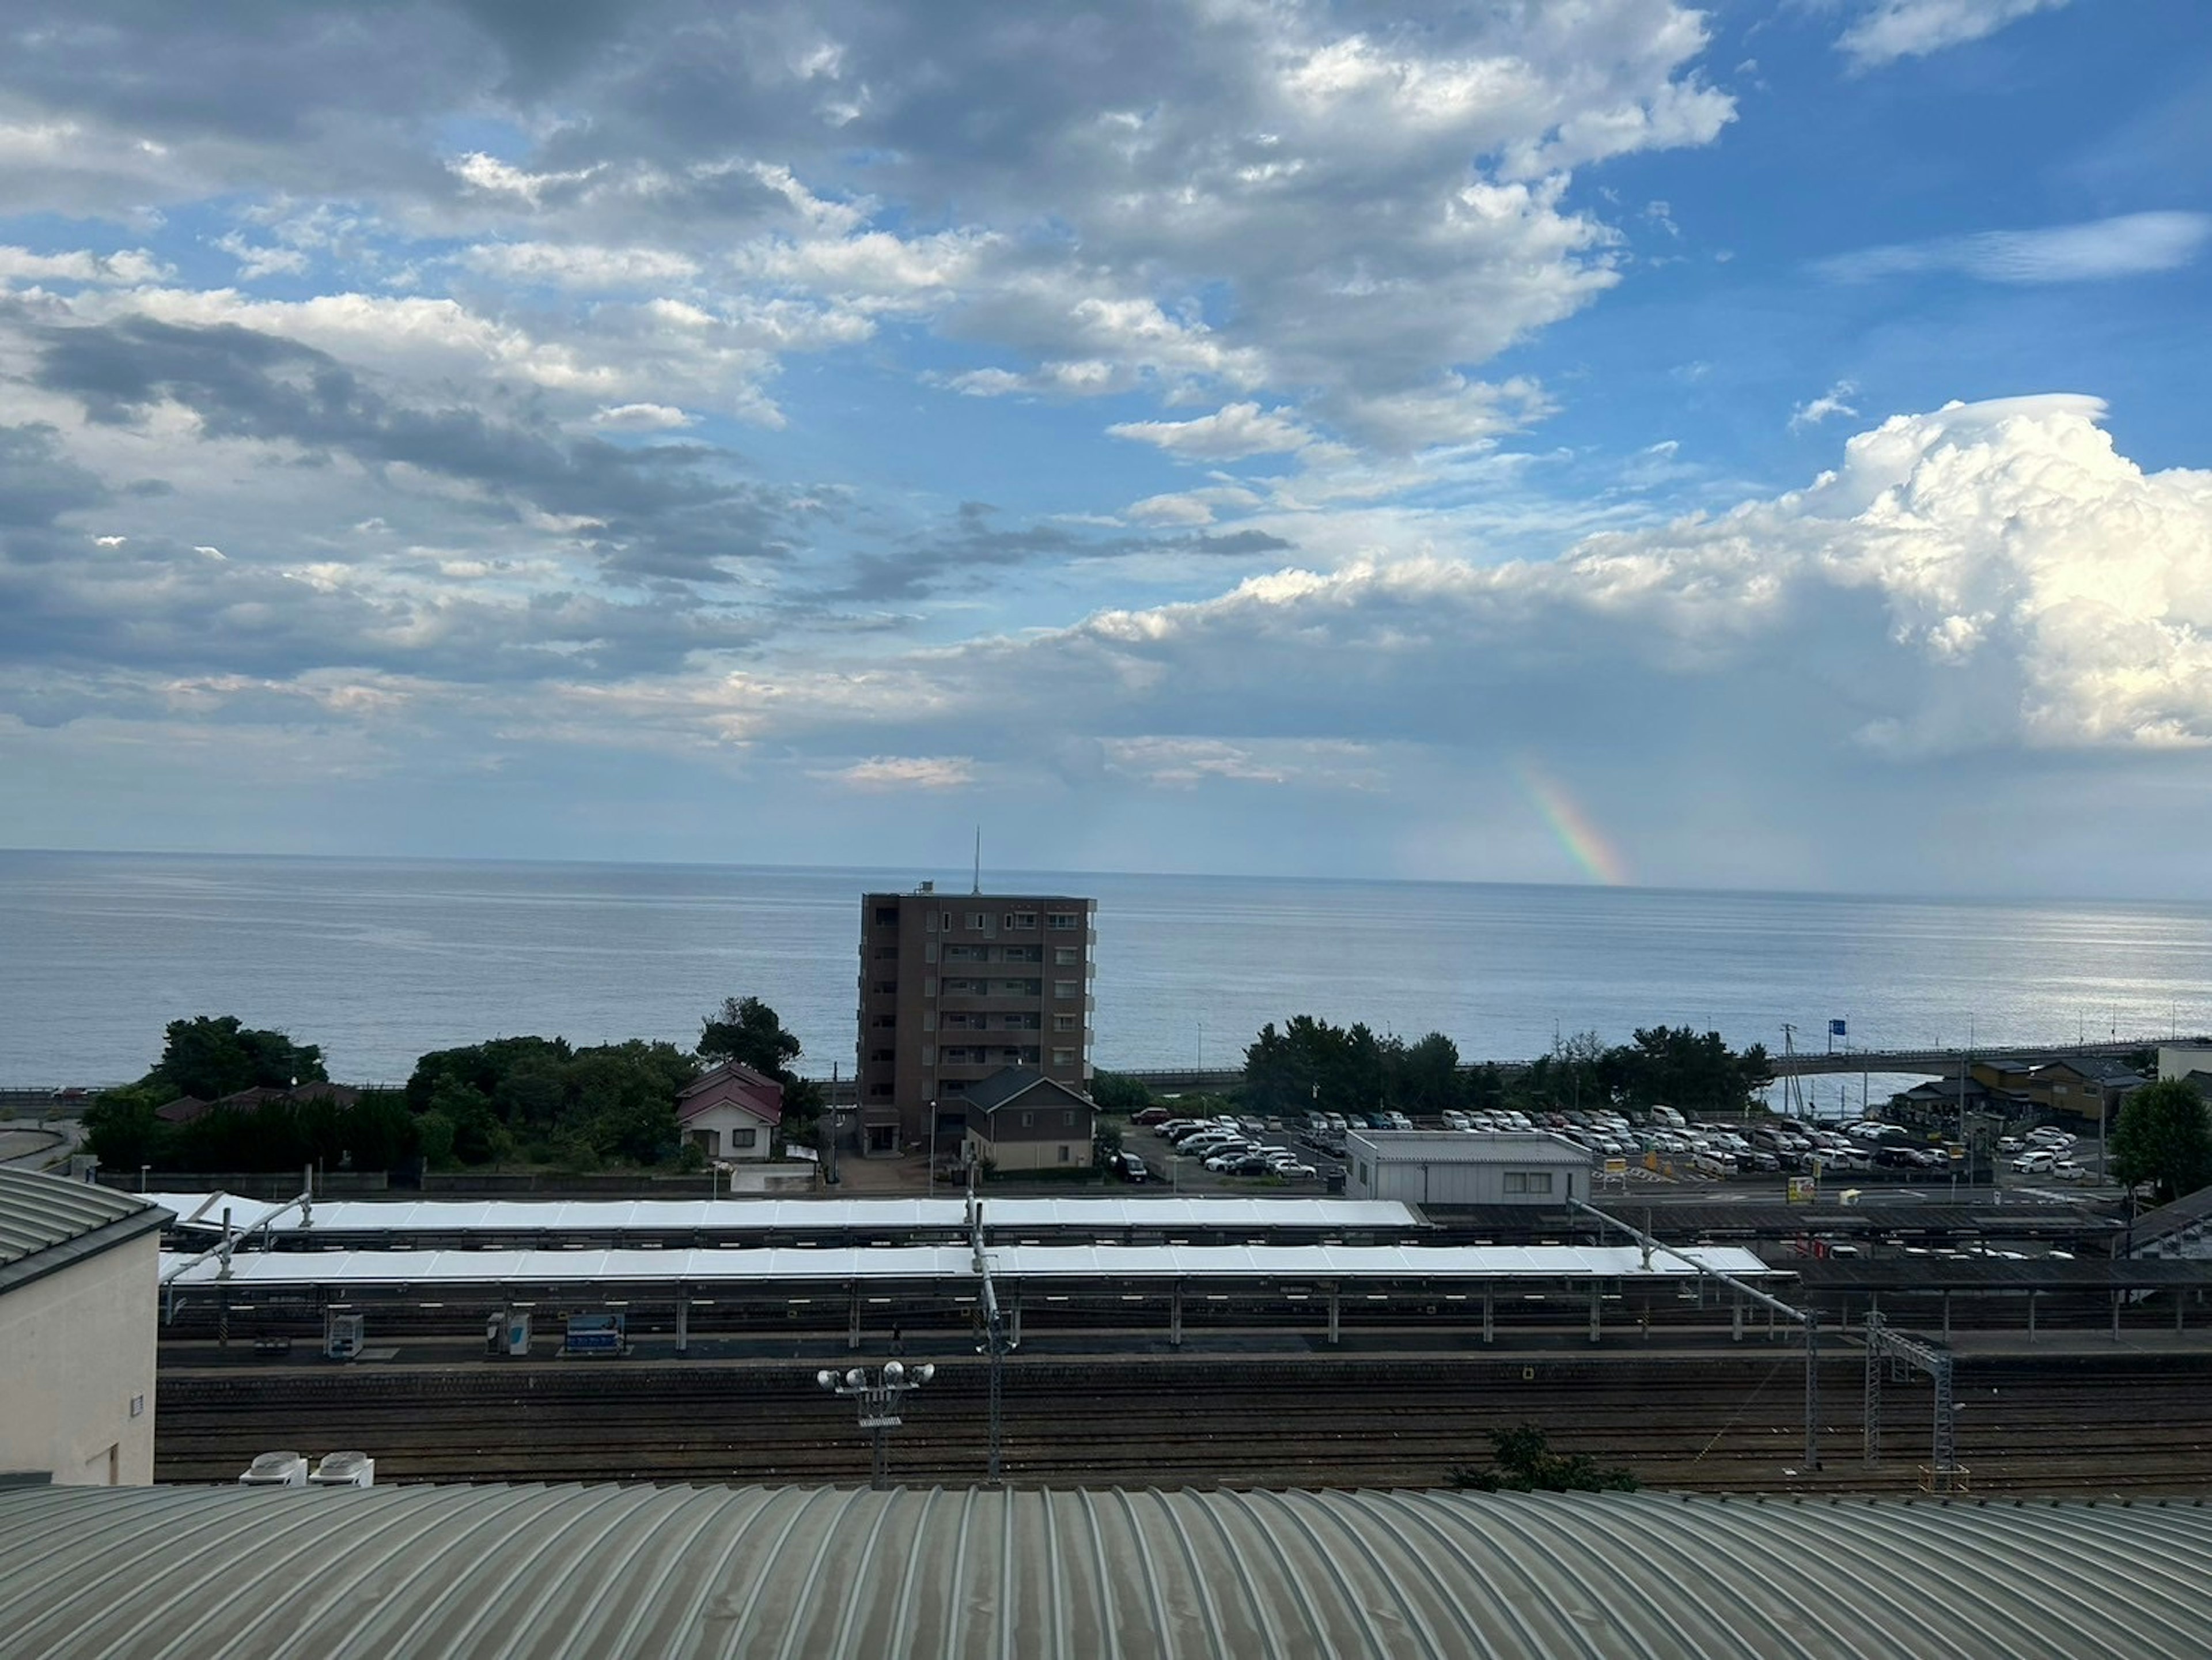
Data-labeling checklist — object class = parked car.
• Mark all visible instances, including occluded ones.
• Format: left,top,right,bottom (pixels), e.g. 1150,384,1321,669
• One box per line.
1113,1152,1150,1182
2012,1150,2057,1174
1269,1160,1319,1180
1131,1107,1172,1126
2051,1159,2090,1182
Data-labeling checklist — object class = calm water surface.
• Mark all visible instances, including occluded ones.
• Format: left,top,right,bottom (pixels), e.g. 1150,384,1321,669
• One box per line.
3,851,2209,1084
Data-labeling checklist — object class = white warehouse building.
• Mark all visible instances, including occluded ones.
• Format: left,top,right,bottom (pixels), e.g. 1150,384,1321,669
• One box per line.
1343,1130,1592,1208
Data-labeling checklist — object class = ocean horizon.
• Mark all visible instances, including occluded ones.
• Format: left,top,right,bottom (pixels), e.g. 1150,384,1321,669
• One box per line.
5,848,2209,1090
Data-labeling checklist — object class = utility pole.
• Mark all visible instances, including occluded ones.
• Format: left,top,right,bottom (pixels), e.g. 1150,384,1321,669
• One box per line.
969,1170,1013,1486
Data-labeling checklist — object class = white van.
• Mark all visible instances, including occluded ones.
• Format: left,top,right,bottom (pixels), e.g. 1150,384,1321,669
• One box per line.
1692,1149,1737,1178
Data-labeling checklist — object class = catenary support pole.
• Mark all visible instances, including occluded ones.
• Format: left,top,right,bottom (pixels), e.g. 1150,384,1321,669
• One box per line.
849,1285,862,1352
1589,1283,1601,1344
676,1286,688,1358
1483,1285,1494,1345
1169,1283,1182,1349
1328,1285,1340,1347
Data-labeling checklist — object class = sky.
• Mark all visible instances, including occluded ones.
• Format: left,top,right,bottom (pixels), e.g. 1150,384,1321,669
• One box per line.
3,0,2211,898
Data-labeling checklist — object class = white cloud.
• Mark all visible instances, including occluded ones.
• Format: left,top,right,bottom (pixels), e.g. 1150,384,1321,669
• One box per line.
1839,0,2073,69
0,245,167,286
212,232,309,282
448,152,601,205
1108,403,1313,462
1102,736,1377,790
1790,380,1860,432
460,241,702,289
1819,212,2212,285
589,403,698,431
815,754,978,791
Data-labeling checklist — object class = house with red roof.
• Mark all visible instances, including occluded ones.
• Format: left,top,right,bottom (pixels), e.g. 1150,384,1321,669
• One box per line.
678,1061,784,1162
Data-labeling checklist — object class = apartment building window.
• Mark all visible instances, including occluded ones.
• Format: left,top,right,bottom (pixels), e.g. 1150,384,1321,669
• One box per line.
1058,1144,1071,1163
924,978,937,996
871,1014,897,1028
871,980,896,995
870,1083,893,1098
1503,1171,1555,1195
873,946,897,960
923,1046,937,1065
1047,912,1080,930
1021,1113,1033,1128
1005,912,1036,929
945,945,979,962
1054,981,1079,999
1054,947,1080,966
967,912,988,930
1062,1111,1075,1127
925,912,937,931
869,1049,894,1063
1052,1048,1076,1067
1053,1014,1079,1031
924,941,938,963
874,906,898,925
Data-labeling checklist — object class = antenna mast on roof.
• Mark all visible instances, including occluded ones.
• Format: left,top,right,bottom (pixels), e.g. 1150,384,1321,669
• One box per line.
973,825,982,895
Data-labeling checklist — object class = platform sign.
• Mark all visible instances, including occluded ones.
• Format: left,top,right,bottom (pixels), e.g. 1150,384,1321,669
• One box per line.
1787,1177,1817,1204
563,1311,626,1355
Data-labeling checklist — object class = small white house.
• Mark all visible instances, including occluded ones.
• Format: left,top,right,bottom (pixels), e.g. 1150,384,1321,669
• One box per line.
677,1061,784,1162
1343,1130,1590,1207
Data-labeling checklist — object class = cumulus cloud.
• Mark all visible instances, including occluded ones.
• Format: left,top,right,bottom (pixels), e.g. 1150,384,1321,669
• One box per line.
1820,212,2212,285
1839,0,2073,69
725,398,2212,766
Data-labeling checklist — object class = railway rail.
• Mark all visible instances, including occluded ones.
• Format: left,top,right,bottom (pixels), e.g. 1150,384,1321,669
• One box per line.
155,1349,2212,1498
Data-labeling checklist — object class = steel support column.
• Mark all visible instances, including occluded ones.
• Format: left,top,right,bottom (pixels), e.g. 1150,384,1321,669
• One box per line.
1732,1290,1743,1343
1589,1282,1601,1344
1941,1291,1950,1342
1010,1293,1022,1349
1802,1310,1821,1472
1327,1285,1340,1347
676,1286,689,1358
1170,1283,1183,1349
1482,1285,1493,1345
848,1284,862,1352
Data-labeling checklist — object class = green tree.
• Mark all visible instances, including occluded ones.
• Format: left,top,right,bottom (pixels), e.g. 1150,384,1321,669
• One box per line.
2111,1077,2212,1204
698,996,821,1136
1090,1071,1154,1115
140,1015,329,1102
1385,1032,1463,1116
1448,1425,1638,1493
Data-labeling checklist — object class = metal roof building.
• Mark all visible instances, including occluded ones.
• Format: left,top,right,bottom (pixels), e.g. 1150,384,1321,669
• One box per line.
0,1167,166,1296
0,1170,169,1486
4,1481,2209,1658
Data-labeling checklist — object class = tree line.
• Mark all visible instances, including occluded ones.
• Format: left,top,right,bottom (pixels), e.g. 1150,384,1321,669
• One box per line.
1234,1018,1772,1120
83,998,821,1176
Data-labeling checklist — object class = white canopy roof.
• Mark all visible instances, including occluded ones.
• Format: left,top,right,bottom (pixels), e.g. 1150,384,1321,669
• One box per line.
148,1192,1427,1236
158,1241,1778,1289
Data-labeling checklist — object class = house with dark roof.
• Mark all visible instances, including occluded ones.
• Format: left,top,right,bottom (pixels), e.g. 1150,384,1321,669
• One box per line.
155,1082,361,1125
0,1169,168,1486
677,1061,784,1162
959,1067,1096,1173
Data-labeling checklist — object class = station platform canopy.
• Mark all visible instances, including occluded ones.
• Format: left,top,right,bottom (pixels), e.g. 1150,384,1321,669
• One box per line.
148,1193,1427,1238
158,1241,1780,1291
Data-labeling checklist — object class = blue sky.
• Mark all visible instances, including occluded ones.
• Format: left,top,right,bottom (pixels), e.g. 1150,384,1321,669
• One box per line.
3,0,2210,897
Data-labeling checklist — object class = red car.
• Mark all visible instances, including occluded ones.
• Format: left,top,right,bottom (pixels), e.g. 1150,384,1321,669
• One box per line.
1131,1106,1172,1125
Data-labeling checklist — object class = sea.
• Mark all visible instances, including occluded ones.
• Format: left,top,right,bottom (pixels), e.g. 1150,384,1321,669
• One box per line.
3,850,2210,1099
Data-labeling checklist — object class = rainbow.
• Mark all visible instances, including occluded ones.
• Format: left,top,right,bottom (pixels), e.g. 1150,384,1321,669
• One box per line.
1514,758,1631,886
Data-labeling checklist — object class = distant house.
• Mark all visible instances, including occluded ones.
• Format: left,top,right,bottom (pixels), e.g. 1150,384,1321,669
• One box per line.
154,1082,359,1125
961,1068,1096,1174
1971,1057,2143,1126
678,1061,784,1162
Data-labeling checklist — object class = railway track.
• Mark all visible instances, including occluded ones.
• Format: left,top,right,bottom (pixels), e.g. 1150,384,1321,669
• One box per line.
154,1351,2212,1497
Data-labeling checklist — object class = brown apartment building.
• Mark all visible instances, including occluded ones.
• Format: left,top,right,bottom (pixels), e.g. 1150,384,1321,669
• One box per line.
855,886,1097,1155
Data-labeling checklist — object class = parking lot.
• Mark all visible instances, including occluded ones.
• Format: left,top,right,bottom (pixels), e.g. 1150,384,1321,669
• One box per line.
1117,1118,1346,1194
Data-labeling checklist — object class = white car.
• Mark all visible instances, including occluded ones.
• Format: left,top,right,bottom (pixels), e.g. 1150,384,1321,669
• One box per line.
1267,1157,1318,1179
2051,1159,2091,1182
2012,1150,2057,1174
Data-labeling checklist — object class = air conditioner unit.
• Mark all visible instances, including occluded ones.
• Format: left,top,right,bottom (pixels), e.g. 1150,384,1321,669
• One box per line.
239,1451,308,1487
310,1451,376,1488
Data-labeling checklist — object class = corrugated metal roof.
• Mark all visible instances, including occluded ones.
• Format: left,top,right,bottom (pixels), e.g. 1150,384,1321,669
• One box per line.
157,1241,1780,1290
2,1483,2208,1658
147,1193,1429,1236
0,1167,165,1284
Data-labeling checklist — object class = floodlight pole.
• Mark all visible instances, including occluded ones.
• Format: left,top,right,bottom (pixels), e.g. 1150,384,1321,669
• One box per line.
816,1359,935,1491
